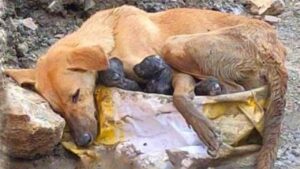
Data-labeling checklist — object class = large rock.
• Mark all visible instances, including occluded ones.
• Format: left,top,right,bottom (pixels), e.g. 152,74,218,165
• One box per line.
0,81,65,159
247,0,285,15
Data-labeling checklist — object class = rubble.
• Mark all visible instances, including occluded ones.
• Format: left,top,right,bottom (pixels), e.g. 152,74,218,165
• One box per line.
263,15,281,24
0,82,65,159
248,0,285,15
20,18,38,31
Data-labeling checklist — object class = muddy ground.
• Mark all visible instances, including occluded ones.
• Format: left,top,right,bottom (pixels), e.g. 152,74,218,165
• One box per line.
0,0,300,169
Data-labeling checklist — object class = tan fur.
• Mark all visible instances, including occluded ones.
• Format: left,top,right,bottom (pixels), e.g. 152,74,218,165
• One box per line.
4,5,286,168
162,22,287,168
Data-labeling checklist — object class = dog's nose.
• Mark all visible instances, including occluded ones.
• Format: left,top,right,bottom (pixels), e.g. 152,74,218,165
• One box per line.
77,133,93,146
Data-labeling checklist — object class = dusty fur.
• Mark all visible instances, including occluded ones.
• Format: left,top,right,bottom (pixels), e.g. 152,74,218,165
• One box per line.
162,21,287,169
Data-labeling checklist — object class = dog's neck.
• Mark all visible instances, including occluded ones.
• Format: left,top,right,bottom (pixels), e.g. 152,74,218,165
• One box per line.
50,8,124,56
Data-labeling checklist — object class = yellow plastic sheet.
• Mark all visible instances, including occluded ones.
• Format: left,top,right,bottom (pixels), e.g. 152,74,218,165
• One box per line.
94,86,124,145
62,86,268,168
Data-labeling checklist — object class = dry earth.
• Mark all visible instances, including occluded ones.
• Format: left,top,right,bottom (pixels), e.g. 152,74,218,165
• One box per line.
275,1,300,168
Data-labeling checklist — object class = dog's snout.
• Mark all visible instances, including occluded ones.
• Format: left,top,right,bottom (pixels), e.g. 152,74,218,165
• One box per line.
77,132,93,146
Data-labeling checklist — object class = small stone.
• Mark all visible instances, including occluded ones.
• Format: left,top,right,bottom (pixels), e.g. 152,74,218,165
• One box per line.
54,34,65,38
21,18,38,31
47,38,58,45
0,27,6,45
181,158,193,168
0,0,5,18
17,42,29,56
48,0,65,14
0,82,65,159
252,15,262,19
84,0,95,11
263,15,281,24
291,149,300,157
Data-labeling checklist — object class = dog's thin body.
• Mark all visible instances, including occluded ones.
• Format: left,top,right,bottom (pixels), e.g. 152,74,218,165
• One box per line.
4,6,287,168
162,23,287,168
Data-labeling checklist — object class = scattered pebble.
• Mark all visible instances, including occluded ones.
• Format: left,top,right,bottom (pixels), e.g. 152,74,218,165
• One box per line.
264,15,281,24
292,149,300,157
21,18,38,31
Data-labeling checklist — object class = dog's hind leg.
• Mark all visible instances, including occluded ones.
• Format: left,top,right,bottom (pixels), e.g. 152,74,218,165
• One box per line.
172,73,221,156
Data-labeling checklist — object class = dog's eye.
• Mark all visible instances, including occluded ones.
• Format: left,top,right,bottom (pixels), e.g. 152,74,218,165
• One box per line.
72,89,80,103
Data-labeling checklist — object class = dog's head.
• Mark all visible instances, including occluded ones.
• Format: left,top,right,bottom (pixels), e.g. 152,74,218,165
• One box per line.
4,45,109,147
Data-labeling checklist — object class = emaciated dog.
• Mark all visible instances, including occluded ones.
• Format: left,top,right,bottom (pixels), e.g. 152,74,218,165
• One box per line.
4,5,287,169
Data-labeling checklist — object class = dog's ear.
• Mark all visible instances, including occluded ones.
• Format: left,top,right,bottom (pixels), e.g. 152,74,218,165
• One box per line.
67,46,109,71
4,69,36,87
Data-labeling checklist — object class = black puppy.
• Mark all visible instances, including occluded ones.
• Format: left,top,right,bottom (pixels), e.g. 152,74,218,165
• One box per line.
195,77,222,96
97,58,141,91
134,55,173,95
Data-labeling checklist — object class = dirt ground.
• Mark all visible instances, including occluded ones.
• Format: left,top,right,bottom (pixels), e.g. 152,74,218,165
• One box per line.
0,0,300,169
274,1,300,168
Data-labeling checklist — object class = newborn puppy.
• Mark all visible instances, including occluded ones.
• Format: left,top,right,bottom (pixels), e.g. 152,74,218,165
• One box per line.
97,58,141,91
134,55,173,95
195,77,222,96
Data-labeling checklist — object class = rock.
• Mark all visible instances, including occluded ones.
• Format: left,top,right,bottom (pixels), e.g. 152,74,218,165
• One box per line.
0,20,8,66
295,2,300,15
0,81,65,159
0,23,6,50
84,0,95,11
20,18,38,31
0,0,5,18
248,0,285,15
264,0,285,15
16,42,29,57
291,149,300,157
48,0,65,14
249,4,260,14
263,15,281,24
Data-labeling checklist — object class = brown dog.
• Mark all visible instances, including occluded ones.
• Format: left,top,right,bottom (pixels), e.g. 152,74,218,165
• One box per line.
162,22,287,169
4,5,286,168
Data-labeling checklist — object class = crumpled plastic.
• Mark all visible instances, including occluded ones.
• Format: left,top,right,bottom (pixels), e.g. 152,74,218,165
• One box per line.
62,85,268,169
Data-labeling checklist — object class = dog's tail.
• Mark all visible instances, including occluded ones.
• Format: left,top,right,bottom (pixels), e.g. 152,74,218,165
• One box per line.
256,41,288,169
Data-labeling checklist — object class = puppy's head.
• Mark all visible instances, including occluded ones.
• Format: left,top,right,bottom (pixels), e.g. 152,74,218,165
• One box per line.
133,55,167,79
195,77,222,96
97,57,124,87
4,45,109,147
